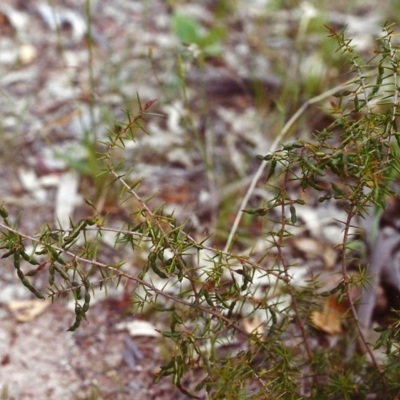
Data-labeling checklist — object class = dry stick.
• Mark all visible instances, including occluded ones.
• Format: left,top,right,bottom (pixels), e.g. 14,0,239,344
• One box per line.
224,78,357,253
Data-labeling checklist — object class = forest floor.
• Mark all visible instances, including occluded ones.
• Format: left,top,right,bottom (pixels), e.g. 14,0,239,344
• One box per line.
0,1,396,399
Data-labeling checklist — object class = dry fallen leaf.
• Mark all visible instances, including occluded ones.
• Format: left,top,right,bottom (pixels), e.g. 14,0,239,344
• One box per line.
310,296,343,334
55,171,81,227
292,237,337,269
116,319,160,337
242,316,264,335
19,43,37,64
8,299,51,322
